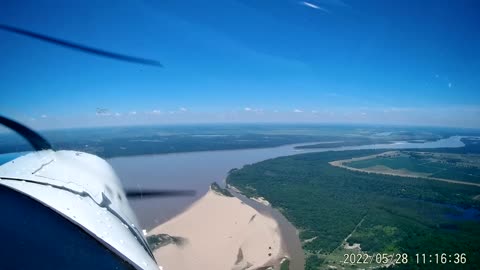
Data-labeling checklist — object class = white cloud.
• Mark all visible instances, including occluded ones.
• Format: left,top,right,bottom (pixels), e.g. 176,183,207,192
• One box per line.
244,107,264,113
448,82,452,88
150,110,162,115
129,111,137,115
384,107,415,113
114,112,121,117
40,114,47,118
95,108,111,116
300,1,330,13
293,109,303,113
179,107,188,112
311,110,318,113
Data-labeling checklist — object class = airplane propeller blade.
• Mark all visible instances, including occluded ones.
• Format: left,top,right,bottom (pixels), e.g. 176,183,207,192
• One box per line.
0,24,163,67
0,115,52,151
125,189,196,199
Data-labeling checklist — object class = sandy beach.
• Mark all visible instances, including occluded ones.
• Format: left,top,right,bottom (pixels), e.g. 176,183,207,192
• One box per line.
149,185,287,270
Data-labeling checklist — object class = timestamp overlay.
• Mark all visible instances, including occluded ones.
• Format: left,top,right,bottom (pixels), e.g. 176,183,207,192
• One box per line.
342,252,469,267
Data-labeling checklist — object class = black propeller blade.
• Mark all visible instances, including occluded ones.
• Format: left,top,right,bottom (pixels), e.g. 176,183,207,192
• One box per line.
125,190,196,199
0,24,163,67
0,115,52,151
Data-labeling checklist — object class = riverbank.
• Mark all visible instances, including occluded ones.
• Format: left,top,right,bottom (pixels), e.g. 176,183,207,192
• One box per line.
228,185,306,270
149,184,288,270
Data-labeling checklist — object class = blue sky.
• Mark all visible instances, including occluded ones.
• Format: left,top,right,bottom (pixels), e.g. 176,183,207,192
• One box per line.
0,0,479,129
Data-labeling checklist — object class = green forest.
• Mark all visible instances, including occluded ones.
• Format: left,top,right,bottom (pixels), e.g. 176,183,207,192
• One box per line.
227,149,480,269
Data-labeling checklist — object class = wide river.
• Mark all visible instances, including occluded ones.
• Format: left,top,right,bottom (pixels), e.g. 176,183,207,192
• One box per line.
108,136,465,270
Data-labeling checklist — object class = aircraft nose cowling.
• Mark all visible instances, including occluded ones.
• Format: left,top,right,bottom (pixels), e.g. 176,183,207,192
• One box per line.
0,150,158,270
